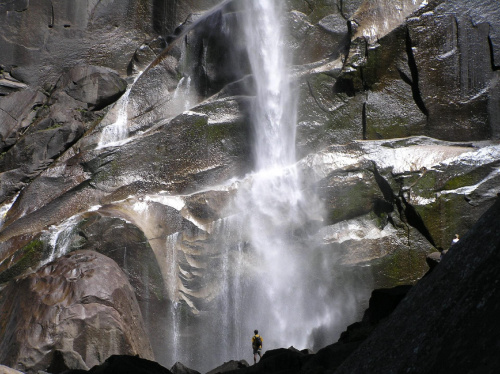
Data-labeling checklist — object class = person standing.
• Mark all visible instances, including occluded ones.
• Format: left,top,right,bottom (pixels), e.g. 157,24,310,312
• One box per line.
252,330,263,364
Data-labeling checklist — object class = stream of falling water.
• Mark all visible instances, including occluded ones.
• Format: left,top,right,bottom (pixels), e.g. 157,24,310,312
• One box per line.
165,232,181,362
0,193,19,230
41,215,81,265
97,71,143,148
158,1,368,371
237,0,313,349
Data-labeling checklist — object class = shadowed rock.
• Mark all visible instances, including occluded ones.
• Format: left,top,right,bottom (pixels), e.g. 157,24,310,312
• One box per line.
65,355,173,374
205,360,249,374
0,89,46,153
334,196,500,373
171,361,201,374
60,65,127,110
212,349,310,374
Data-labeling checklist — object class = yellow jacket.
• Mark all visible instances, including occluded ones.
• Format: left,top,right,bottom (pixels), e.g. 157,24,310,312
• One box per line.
252,334,263,348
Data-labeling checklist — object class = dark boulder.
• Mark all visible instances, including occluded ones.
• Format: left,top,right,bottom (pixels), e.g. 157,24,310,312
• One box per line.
335,196,500,373
211,349,310,374
299,285,412,373
425,251,442,271
206,360,249,374
48,350,90,374
60,65,127,110
299,341,361,374
171,361,201,374
361,285,413,325
64,355,173,374
0,88,46,153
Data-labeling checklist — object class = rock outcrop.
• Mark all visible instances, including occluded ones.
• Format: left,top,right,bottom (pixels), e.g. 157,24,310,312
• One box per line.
334,196,500,373
171,361,202,374
0,251,153,373
1,190,497,374
0,64,126,208
0,1,153,88
1,0,500,372
65,355,173,374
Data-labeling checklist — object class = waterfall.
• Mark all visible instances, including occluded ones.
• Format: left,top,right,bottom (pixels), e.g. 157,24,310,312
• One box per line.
171,75,194,113
244,2,297,170
97,72,143,149
165,232,181,362
0,193,19,230
155,1,363,370
41,215,81,265
213,217,246,361
239,0,307,347
236,0,339,352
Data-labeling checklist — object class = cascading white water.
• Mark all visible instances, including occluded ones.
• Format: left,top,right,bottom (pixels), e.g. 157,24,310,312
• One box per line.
213,216,246,359
165,232,181,361
231,0,365,355
238,0,313,348
97,72,143,149
171,76,194,113
0,193,19,230
243,2,297,170
41,215,81,265
84,2,365,371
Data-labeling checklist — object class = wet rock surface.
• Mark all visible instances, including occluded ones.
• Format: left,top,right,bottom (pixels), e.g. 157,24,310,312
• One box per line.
1,0,500,372
0,196,498,372
63,195,498,374
60,65,127,111
0,0,155,88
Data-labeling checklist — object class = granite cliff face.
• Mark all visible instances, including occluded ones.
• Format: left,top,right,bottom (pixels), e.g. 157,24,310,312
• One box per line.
1,0,499,373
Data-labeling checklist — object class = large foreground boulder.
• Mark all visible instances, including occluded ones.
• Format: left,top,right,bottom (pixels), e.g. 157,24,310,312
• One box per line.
0,251,154,373
334,195,500,373
67,355,173,374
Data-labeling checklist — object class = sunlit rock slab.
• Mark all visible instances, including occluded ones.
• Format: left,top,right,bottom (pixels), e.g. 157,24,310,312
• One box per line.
299,137,500,268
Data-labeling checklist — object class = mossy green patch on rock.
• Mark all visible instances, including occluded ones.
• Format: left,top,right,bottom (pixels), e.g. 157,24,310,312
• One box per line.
0,239,45,284
319,170,385,225
374,246,430,287
413,194,476,250
410,170,439,198
443,166,493,191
